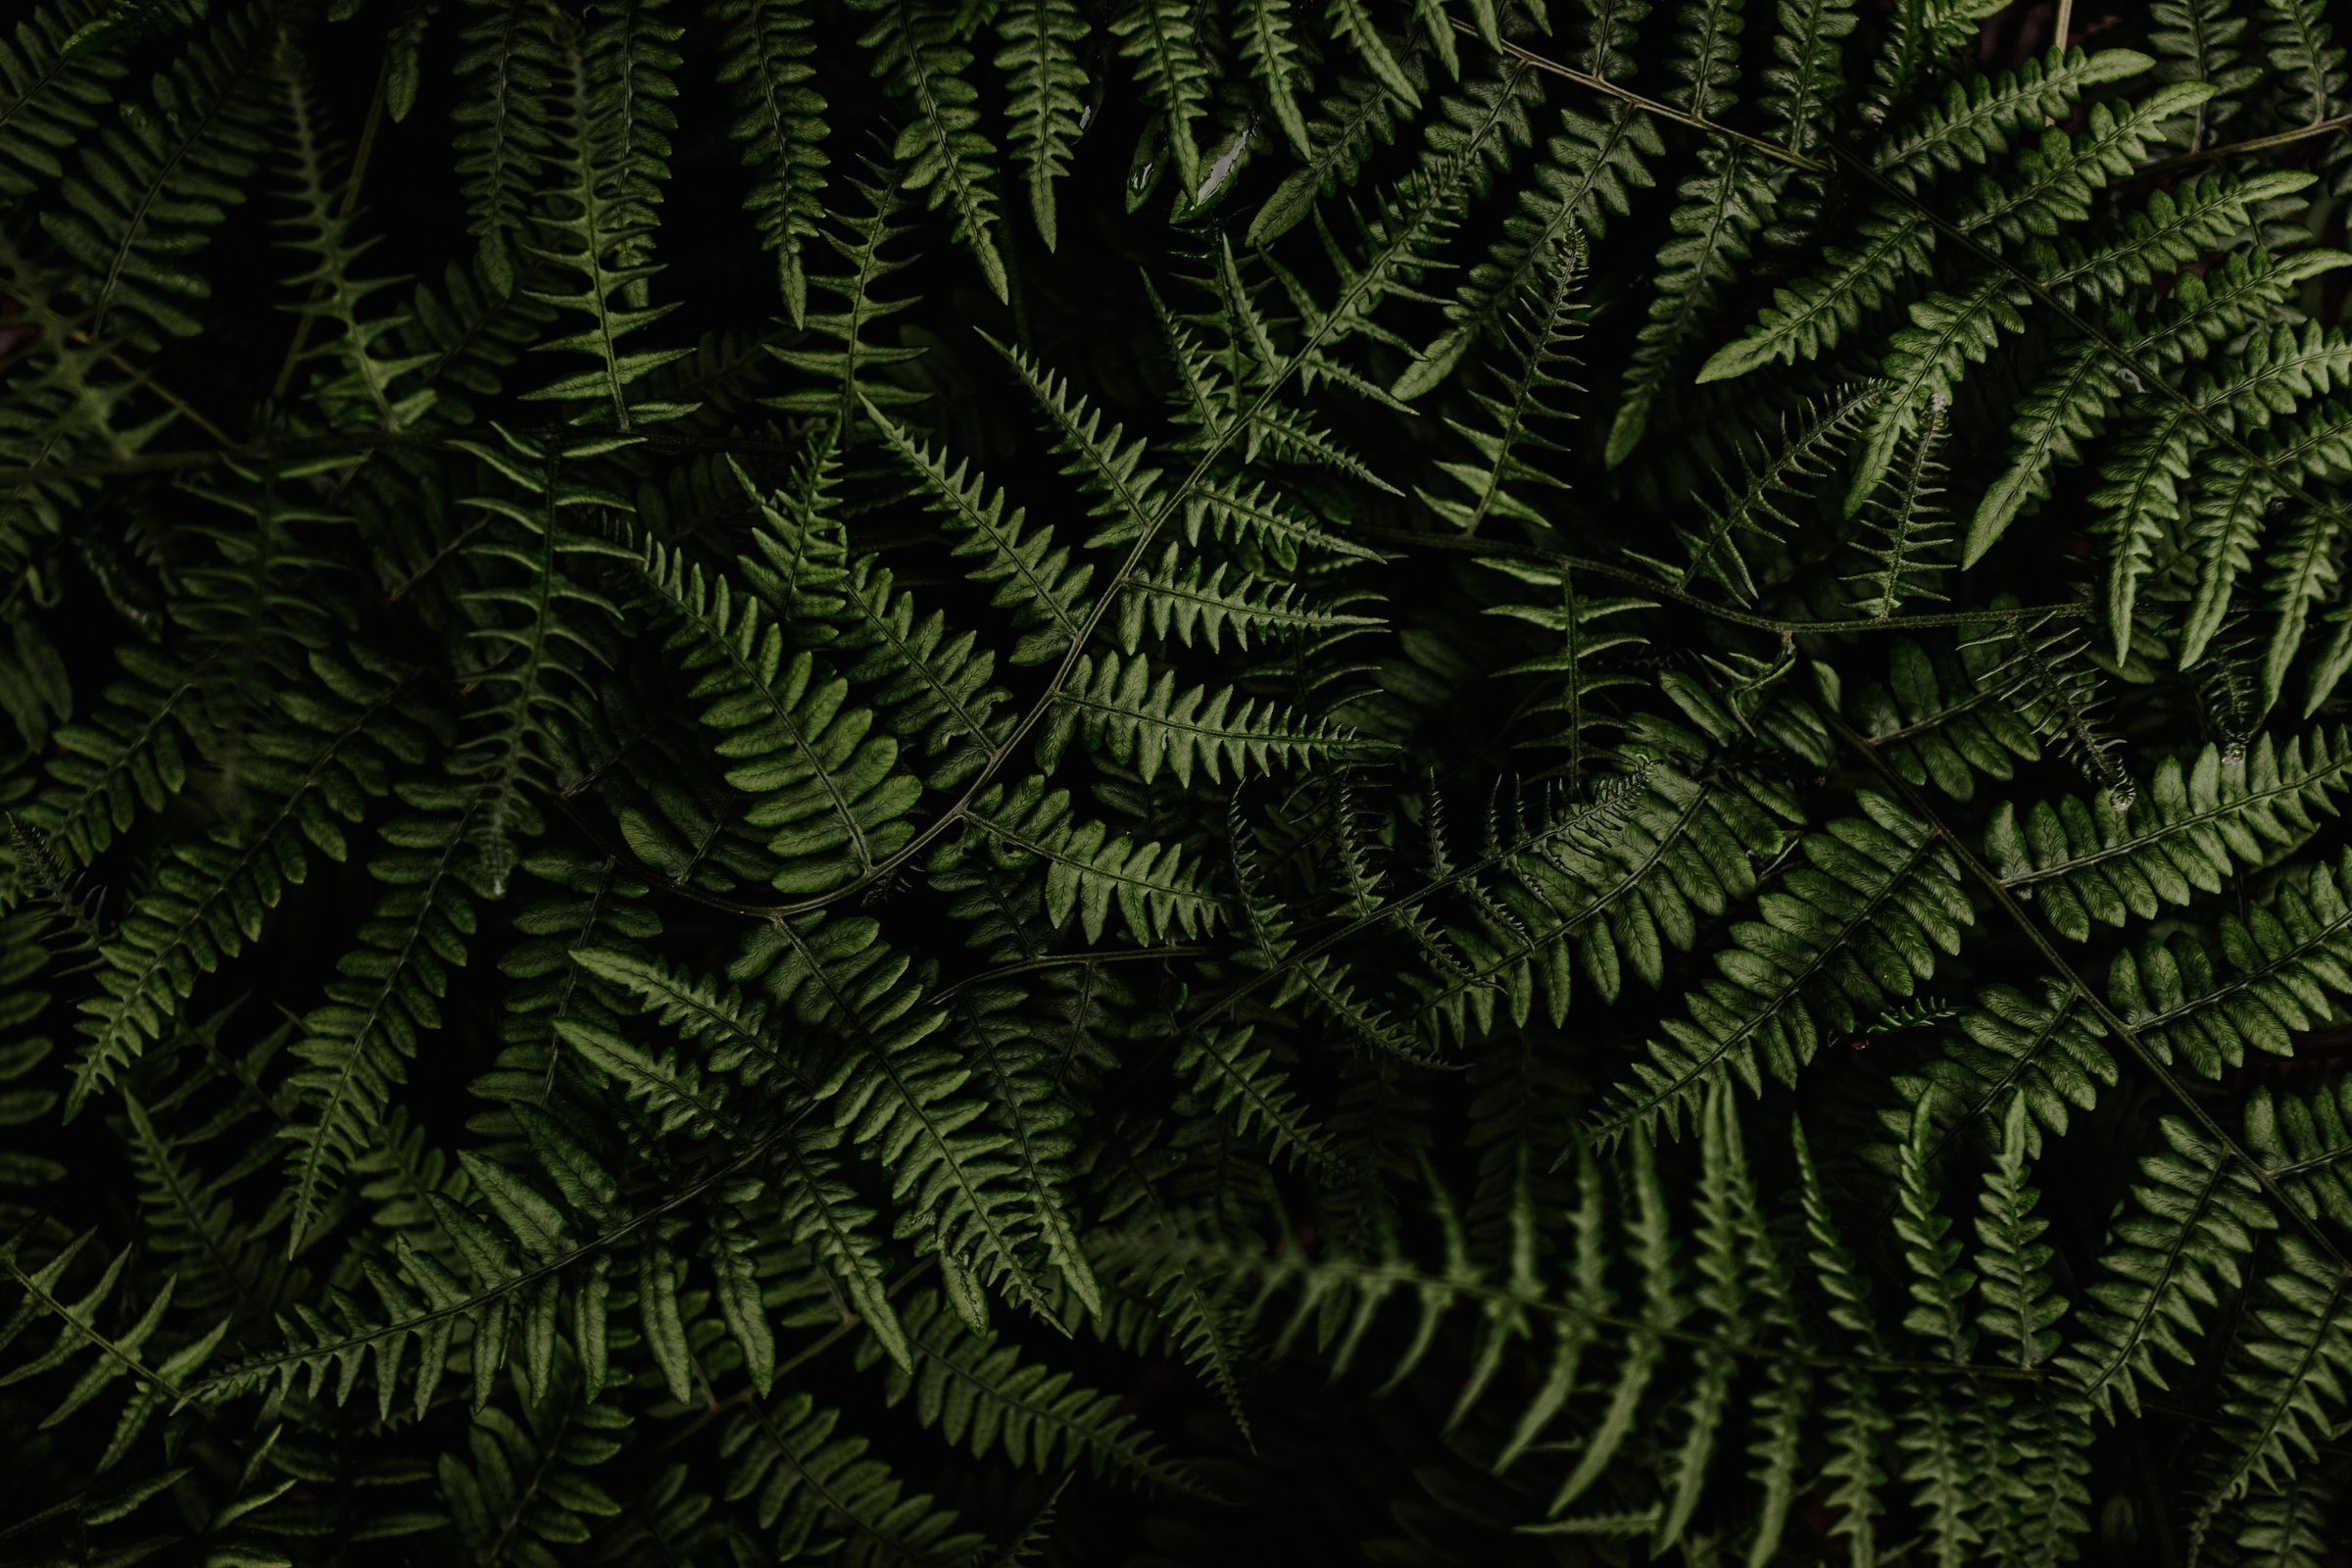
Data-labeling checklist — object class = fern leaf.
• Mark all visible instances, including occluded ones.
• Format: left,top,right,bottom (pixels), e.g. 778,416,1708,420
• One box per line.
2187,1236,2352,1550
70,655,429,1113
38,6,270,345
739,914,1062,1331
2109,854,2352,1076
714,0,829,325
865,400,1094,664
963,775,1222,944
281,785,491,1253
995,0,1087,249
1596,792,1972,1140
1605,0,1769,464
866,1289,1208,1493
1970,245,2352,568
1987,730,2352,942
1111,0,1209,199
0,0,128,204
719,1389,986,1558
451,0,560,291
637,541,924,898
851,0,1007,303
1046,648,1370,788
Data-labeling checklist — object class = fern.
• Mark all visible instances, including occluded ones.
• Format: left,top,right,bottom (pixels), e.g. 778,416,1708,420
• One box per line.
636,538,923,898
36,5,270,346
451,0,561,292
1597,791,1972,1139
852,0,1008,303
714,0,829,325
70,653,435,1112
280,783,494,1252
995,0,1087,250
16,0,2352,1557
1985,729,2352,941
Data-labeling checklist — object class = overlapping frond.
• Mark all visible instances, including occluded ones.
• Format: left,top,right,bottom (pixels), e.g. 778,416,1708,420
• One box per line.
17,0,2352,1558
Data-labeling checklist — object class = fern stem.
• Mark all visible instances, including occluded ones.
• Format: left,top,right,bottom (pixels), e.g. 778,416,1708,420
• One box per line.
1462,22,1823,173
931,947,1206,1004
485,1392,586,1564
2144,110,2352,173
1348,524,2089,634
1996,763,2350,891
74,339,238,448
0,1250,195,1408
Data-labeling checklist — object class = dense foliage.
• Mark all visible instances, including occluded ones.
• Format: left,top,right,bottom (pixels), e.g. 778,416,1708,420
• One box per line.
4,0,2352,1561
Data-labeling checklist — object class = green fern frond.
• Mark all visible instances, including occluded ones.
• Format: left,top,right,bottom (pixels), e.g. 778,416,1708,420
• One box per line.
850,0,1007,302
717,1387,987,1560
1702,67,2203,387
995,0,1087,249
1968,244,2351,569
451,0,561,292
268,36,437,434
962,774,1222,944
1483,562,1653,781
1654,384,1882,604
866,399,1093,665
636,538,923,899
1596,790,1971,1140
1871,46,2153,191
2056,1113,2273,1421
1122,542,1384,653
280,784,492,1253
1844,402,1951,618
19,2,2352,1555
738,912,1066,1331
1849,635,2044,801
37,5,270,346
1970,1099,2067,1370
1046,648,1371,788
1987,729,2352,942
2108,853,2352,1075
740,446,1010,786
2188,1235,2352,1552
1889,978,2115,1161
516,7,694,431
863,1289,1207,1494
1112,0,1210,201
1174,1023,1338,1173
70,653,433,1113
764,163,927,427
1247,57,1427,248
440,1378,630,1558
0,0,129,204
1408,228,1583,529
1402,759,1783,1045
0,1232,230,1467
714,0,829,325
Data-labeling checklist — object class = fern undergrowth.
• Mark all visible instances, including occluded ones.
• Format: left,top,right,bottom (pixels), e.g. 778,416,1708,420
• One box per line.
4,0,2352,1562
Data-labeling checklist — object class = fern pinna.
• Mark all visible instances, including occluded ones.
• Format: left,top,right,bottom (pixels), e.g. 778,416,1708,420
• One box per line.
4,0,2352,1561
